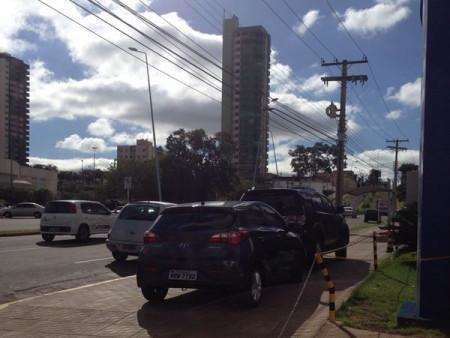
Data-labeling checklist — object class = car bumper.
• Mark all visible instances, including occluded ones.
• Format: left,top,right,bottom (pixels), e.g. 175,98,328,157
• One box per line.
106,239,142,255
40,226,73,235
136,258,248,290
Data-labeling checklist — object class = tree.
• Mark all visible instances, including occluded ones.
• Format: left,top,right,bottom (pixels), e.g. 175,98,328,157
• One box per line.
367,169,381,185
289,142,340,178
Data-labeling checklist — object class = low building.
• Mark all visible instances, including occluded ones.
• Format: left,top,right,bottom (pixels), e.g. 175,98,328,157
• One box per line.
331,170,358,193
271,174,334,194
406,169,418,204
0,159,57,194
117,139,155,166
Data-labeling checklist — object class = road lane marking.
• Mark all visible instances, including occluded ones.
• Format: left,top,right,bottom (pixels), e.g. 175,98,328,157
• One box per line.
0,247,42,254
74,257,113,264
0,275,135,310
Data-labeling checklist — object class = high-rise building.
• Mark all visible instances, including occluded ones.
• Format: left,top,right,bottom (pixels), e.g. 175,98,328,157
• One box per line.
0,53,30,165
117,139,155,166
221,16,271,181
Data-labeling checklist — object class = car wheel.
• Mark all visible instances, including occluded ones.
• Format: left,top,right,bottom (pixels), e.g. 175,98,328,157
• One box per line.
141,286,168,303
290,251,305,282
4,212,12,218
76,224,90,242
42,233,55,242
112,251,128,262
243,268,263,307
34,212,42,219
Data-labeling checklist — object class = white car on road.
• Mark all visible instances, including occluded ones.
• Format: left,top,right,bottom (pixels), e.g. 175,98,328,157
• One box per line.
1,202,45,218
106,201,175,261
40,200,115,242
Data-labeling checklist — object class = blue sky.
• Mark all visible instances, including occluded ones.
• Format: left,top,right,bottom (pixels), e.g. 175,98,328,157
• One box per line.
2,0,422,176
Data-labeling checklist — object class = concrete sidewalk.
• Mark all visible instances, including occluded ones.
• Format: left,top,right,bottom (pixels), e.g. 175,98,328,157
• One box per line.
0,228,386,337
314,320,409,338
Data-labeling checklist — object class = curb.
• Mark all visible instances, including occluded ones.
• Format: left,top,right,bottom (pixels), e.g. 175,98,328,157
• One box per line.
0,230,40,237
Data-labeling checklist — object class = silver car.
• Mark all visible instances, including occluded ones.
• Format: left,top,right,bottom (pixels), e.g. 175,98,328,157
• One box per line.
106,201,176,261
1,202,45,218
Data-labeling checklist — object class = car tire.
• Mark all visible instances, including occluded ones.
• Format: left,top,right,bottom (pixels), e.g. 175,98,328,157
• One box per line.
34,212,42,219
243,268,263,307
4,212,12,218
141,286,168,303
112,251,128,262
290,251,305,282
335,224,349,258
76,224,90,242
42,233,55,242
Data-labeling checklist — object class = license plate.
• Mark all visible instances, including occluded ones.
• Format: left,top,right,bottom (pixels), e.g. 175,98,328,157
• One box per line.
168,270,197,281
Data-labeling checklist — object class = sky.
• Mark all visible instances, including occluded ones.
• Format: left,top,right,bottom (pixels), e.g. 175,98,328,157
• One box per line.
1,0,423,178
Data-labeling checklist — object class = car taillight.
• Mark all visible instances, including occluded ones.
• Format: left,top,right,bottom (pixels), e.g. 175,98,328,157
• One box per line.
209,230,249,245
143,231,159,244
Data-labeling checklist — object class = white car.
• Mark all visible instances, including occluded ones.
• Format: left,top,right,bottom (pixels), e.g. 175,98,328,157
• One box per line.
106,201,175,261
40,200,115,242
1,202,45,218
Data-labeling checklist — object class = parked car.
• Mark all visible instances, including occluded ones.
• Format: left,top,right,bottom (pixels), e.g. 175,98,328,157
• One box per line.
137,201,306,307
106,201,176,261
40,200,114,242
0,202,44,218
240,188,349,259
364,209,380,223
112,205,125,214
343,206,357,218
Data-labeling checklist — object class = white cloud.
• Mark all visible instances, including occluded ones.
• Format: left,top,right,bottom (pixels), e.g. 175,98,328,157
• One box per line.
342,0,411,36
387,77,421,108
294,10,320,36
29,156,114,171
386,109,402,120
299,73,339,95
87,118,115,137
55,134,114,153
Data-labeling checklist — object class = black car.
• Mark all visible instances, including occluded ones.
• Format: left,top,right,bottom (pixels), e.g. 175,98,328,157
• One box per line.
364,209,380,223
137,201,306,307
240,188,349,259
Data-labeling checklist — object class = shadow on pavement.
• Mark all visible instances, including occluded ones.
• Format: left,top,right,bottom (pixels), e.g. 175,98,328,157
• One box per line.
136,258,371,338
106,259,138,277
36,237,106,248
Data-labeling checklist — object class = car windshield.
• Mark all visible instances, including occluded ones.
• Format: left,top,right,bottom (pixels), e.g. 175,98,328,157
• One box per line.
44,202,75,214
153,207,234,232
242,191,301,215
119,204,159,221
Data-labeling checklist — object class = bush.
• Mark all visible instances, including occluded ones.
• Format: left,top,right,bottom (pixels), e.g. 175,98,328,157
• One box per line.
394,202,418,248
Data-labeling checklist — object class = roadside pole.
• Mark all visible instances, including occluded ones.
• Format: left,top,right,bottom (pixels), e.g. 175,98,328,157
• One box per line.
321,59,368,207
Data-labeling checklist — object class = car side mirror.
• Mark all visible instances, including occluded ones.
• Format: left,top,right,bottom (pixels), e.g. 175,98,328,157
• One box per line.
336,206,345,214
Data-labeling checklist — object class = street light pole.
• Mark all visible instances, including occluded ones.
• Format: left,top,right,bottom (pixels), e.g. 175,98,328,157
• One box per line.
129,47,162,201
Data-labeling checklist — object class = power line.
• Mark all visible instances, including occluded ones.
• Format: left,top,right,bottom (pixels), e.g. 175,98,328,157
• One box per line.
183,0,222,33
37,0,220,103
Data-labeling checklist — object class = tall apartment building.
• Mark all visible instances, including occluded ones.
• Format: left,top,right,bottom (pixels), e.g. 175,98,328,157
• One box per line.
221,16,271,181
0,53,30,165
117,139,155,166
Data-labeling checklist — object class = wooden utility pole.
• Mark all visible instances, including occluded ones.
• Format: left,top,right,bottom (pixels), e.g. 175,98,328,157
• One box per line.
322,58,368,207
386,139,408,221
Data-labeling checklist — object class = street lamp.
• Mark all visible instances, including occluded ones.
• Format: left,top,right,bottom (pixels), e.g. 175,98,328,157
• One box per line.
129,47,162,201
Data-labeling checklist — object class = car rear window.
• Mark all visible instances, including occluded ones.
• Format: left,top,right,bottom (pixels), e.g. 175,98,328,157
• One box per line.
44,202,76,214
119,204,159,221
153,207,234,232
241,191,302,215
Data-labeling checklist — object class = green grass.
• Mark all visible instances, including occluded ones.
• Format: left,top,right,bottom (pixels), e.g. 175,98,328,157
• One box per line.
337,252,448,337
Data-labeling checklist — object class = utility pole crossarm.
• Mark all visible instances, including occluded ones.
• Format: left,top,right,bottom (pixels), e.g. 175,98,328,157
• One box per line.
321,57,368,67
322,75,368,84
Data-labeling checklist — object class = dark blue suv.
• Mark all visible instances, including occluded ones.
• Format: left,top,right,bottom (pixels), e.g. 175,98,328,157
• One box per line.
136,201,305,306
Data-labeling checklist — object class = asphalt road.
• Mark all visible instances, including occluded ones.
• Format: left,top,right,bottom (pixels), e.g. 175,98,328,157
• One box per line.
0,217,40,232
0,216,368,305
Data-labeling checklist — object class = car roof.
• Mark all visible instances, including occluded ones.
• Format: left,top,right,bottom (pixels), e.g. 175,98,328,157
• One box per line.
133,201,176,206
48,200,102,203
244,188,317,198
162,201,260,211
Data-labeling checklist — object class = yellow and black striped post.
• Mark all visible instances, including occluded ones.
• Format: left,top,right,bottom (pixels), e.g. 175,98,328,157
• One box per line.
387,230,394,253
315,253,336,321
373,231,378,270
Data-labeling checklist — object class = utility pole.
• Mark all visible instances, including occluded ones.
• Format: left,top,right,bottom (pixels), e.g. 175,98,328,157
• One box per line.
386,139,408,222
322,58,368,207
